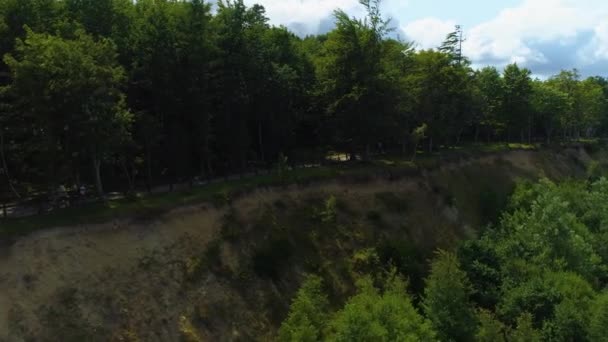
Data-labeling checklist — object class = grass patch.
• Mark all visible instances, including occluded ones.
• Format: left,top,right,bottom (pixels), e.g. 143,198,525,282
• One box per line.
451,142,539,154
507,143,537,150
0,166,338,238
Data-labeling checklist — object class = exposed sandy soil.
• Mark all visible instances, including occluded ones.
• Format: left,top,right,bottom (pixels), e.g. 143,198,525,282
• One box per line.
0,149,591,341
0,204,224,341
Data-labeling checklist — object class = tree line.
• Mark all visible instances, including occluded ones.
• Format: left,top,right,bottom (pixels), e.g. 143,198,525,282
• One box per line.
279,177,608,341
0,0,607,200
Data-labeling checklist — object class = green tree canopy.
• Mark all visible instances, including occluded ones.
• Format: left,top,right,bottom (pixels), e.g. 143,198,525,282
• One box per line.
329,275,436,341
422,250,477,342
279,275,329,342
4,27,131,196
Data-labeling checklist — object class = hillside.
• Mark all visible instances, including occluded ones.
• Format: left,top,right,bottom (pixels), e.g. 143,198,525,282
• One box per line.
0,146,598,341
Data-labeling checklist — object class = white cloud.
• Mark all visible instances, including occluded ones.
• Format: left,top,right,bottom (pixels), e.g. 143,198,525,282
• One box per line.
580,21,608,63
395,0,608,74
243,0,364,35
463,0,583,65
460,0,608,70
243,0,608,75
402,17,456,49
241,0,411,36
381,1,411,20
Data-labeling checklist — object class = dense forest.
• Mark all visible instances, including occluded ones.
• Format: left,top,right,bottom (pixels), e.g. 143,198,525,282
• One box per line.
4,1,608,341
0,0,607,202
279,178,608,341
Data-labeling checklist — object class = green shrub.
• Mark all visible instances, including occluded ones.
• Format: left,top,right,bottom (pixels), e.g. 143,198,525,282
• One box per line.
179,316,203,342
351,248,381,275
278,275,329,342
203,240,222,267
587,292,608,340
423,250,477,342
185,257,203,282
329,276,437,341
220,208,241,242
377,239,426,294
317,195,337,224
211,191,231,208
252,238,292,279
457,238,502,309
185,240,223,281
476,309,507,342
587,160,603,180
479,187,507,225
253,206,285,237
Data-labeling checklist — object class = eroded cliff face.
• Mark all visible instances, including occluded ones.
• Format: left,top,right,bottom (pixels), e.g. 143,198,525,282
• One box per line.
0,148,593,341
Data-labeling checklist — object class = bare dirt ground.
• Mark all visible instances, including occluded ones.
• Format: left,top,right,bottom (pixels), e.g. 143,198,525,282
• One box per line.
0,149,589,341
0,181,425,341
0,204,224,341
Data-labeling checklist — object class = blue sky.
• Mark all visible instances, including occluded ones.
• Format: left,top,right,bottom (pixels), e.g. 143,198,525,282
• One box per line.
239,0,608,77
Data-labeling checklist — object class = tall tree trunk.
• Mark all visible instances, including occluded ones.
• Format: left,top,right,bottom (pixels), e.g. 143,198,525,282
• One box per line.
0,131,20,199
92,156,104,199
145,145,152,193
570,126,575,141
411,141,419,162
205,155,213,181
428,137,433,153
241,152,247,178
258,121,265,163
202,136,213,181
120,159,134,194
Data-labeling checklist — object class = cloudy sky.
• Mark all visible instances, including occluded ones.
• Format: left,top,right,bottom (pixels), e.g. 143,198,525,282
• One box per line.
238,0,608,77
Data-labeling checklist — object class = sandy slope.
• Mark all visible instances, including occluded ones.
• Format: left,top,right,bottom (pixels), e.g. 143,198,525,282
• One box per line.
0,149,589,341
0,204,223,341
